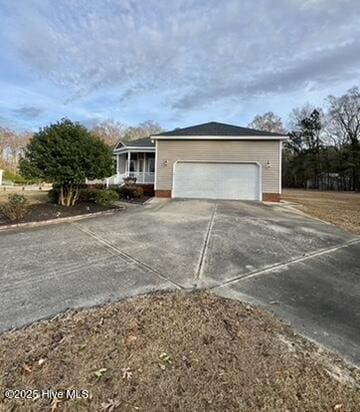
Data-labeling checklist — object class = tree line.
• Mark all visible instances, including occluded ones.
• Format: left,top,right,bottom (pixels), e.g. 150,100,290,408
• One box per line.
248,87,360,191
1,87,359,191
0,120,162,178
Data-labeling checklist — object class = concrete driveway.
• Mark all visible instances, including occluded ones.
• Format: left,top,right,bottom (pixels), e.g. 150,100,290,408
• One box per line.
0,199,359,366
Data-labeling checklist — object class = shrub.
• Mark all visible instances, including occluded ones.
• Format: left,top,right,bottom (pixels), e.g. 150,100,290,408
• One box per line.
0,193,30,222
3,170,20,182
95,190,119,206
79,187,100,202
3,170,40,185
116,185,144,200
87,183,107,190
13,176,30,185
116,186,133,200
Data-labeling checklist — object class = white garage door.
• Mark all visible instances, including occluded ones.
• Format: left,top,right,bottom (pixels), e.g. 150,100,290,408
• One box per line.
173,161,261,200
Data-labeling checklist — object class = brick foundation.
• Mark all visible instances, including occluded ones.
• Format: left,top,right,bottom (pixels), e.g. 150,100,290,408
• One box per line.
155,190,172,198
262,193,281,202
155,190,281,201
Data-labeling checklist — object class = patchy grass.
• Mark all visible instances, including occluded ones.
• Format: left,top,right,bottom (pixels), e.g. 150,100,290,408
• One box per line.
0,292,359,411
282,189,360,234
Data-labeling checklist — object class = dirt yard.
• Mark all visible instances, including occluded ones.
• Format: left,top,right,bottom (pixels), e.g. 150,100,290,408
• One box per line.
282,189,360,234
0,292,359,411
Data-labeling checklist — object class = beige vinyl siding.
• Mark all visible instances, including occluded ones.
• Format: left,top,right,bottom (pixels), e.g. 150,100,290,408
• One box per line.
156,140,281,194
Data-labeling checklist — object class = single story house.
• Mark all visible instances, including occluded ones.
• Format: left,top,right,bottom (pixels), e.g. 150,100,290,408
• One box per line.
112,121,288,202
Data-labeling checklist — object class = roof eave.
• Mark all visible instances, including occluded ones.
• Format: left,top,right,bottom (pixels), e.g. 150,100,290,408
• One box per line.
114,146,156,154
150,135,289,141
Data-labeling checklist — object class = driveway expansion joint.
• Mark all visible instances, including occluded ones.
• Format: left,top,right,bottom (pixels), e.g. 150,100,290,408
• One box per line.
72,222,184,290
211,237,360,290
194,201,218,285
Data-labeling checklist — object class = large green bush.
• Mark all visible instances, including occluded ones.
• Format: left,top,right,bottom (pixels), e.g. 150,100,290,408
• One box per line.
20,119,113,206
0,193,30,222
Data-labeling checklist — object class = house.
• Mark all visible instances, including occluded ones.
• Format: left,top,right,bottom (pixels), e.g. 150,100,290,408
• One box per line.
112,121,288,202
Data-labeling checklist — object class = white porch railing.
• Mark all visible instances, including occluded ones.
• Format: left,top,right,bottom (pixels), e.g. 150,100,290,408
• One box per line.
86,172,155,187
127,172,155,184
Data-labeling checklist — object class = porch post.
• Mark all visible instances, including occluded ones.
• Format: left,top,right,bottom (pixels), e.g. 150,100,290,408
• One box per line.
144,152,147,182
127,151,131,175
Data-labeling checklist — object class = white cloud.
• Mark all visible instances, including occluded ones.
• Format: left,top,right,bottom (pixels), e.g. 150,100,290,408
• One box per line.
1,0,360,118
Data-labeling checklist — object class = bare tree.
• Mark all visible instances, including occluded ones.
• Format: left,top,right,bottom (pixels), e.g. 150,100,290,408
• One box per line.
288,104,316,131
0,127,31,172
248,112,286,134
327,87,360,191
91,120,163,146
123,121,163,141
0,127,11,169
91,120,127,147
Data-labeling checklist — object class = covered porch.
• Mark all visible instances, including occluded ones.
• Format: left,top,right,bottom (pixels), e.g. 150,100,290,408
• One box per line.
111,137,156,186
116,151,155,184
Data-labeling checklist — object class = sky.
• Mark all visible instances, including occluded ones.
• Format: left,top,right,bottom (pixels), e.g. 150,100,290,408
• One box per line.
0,0,360,132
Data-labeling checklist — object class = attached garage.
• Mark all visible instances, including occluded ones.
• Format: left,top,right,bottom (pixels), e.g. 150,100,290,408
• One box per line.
151,122,288,202
173,161,261,200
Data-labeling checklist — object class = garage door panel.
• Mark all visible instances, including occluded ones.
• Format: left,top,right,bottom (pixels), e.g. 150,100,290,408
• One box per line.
173,162,260,200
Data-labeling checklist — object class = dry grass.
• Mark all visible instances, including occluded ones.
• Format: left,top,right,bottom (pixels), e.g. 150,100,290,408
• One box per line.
0,189,49,205
0,292,359,411
282,189,360,234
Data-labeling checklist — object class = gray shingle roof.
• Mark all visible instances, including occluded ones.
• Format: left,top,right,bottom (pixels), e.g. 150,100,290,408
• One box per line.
127,137,155,147
115,137,155,149
154,121,286,137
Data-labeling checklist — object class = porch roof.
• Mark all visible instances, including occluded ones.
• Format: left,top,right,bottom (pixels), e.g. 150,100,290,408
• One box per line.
114,137,155,154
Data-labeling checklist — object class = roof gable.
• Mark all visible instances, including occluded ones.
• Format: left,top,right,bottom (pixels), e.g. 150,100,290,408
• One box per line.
115,141,124,149
116,137,155,149
113,137,156,153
